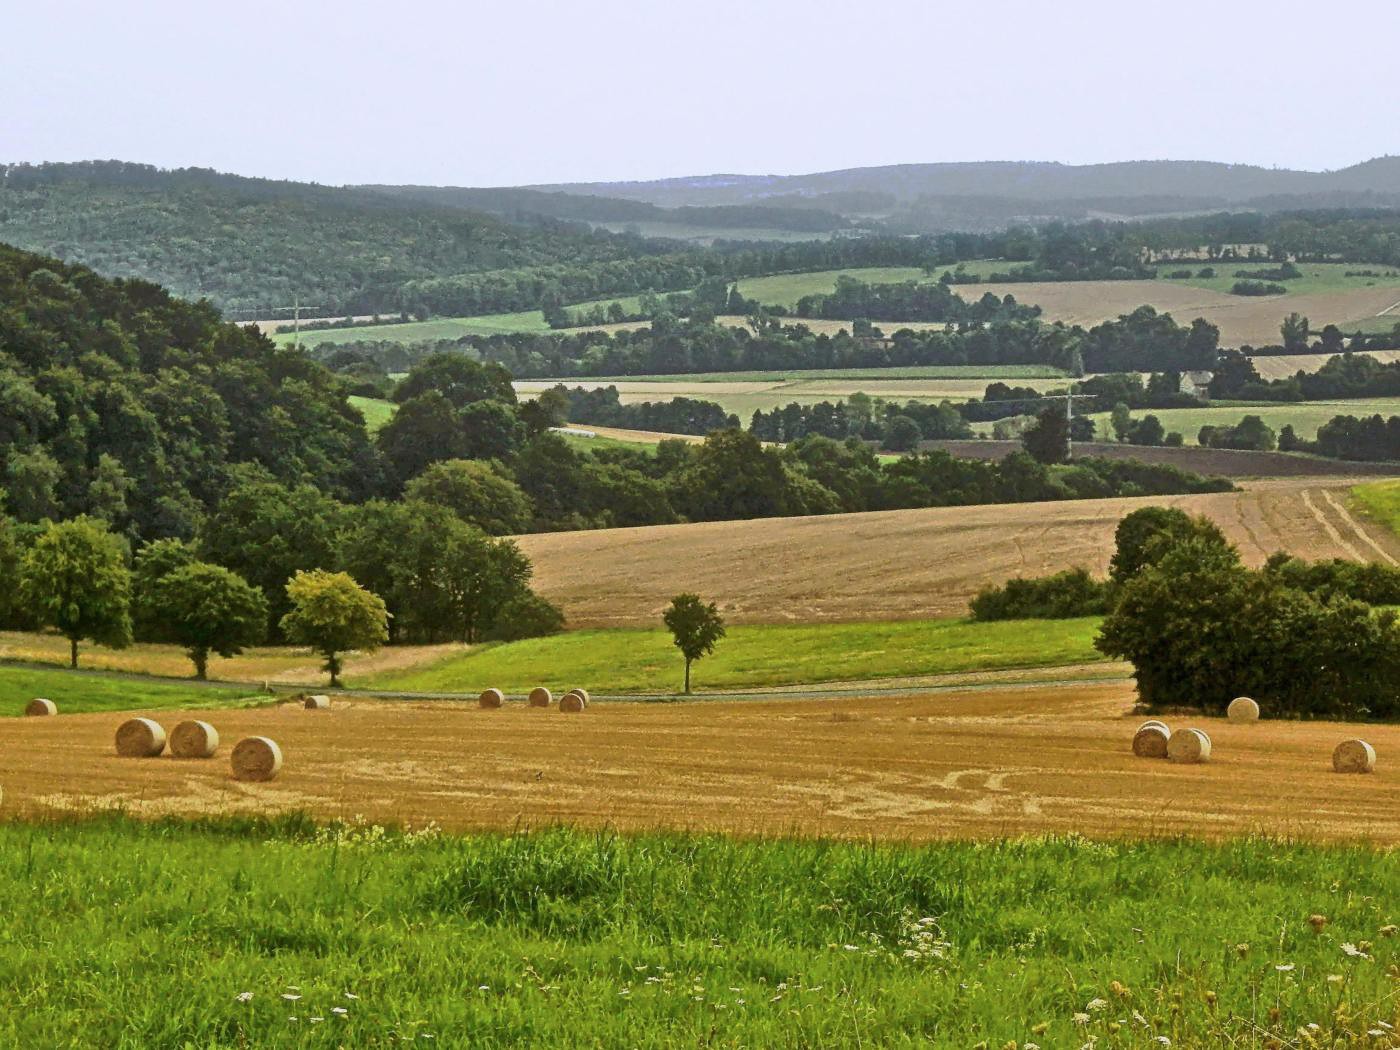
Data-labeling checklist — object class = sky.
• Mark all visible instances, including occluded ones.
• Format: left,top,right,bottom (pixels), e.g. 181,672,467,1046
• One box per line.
3,0,1397,188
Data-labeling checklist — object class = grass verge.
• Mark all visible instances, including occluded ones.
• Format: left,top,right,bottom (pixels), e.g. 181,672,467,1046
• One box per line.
1,817,1397,1047
364,617,1105,694
0,665,258,716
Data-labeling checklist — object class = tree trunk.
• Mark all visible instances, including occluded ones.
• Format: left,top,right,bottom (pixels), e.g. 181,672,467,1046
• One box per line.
327,651,341,688
70,637,78,669
684,658,691,694
193,649,208,680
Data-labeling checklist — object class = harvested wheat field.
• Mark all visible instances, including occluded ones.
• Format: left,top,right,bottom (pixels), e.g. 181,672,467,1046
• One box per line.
515,479,1400,627
4,684,1399,841
952,281,1400,347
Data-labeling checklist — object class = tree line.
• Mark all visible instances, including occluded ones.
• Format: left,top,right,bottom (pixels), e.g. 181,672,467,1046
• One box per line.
0,511,560,680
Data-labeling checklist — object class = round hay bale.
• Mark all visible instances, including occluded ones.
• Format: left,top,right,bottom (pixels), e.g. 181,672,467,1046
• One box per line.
231,737,283,782
559,692,587,713
1137,719,1169,735
24,698,56,717
566,687,590,705
528,687,552,708
1132,724,1171,758
303,694,330,710
1227,697,1260,723
479,687,504,709
170,720,220,759
115,717,167,758
1167,727,1211,764
1333,739,1376,774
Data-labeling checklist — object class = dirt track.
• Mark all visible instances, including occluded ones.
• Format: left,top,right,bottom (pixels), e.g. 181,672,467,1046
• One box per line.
516,480,1400,628
5,686,1398,842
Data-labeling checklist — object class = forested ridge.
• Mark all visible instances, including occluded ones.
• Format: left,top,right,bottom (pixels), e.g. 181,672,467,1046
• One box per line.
9,160,1400,325
0,162,674,315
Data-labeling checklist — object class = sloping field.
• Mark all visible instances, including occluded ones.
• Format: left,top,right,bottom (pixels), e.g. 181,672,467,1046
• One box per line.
927,440,1400,477
515,480,1400,628
952,281,1400,348
7,684,1399,841
1250,350,1400,380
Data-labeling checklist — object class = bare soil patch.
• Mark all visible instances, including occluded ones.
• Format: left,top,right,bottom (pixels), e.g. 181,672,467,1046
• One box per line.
515,481,1400,628
7,685,1398,842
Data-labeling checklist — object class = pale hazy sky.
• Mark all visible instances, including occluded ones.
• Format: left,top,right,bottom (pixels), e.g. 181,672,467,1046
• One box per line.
4,0,1396,187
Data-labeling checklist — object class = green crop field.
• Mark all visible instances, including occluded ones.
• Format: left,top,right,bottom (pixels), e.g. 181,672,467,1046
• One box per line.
1352,480,1400,536
0,666,257,716
365,617,1106,695
733,266,932,308
1170,261,1400,297
1061,398,1400,445
5,817,1399,1047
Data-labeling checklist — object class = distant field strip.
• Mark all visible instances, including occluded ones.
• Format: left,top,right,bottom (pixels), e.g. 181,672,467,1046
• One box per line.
368,617,1106,695
515,480,1400,628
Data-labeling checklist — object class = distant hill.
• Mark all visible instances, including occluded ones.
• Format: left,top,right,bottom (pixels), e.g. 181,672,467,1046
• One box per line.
0,161,672,314
517,157,1400,230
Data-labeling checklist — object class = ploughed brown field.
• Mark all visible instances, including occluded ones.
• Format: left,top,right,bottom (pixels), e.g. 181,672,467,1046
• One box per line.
6,684,1398,842
515,479,1400,628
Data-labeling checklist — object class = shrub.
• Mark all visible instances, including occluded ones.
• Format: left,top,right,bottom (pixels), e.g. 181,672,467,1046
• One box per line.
482,593,566,642
969,568,1111,621
1097,541,1400,719
1108,506,1230,585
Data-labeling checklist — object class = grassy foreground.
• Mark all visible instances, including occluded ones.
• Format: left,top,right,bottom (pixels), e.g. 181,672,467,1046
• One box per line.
366,617,1105,694
0,665,257,716
2,817,1398,1047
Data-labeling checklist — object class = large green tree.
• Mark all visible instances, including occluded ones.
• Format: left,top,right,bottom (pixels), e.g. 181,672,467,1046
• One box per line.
280,570,389,687
149,562,268,678
19,516,133,667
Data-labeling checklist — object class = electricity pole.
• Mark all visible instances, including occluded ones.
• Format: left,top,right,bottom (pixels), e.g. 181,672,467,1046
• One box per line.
267,298,325,347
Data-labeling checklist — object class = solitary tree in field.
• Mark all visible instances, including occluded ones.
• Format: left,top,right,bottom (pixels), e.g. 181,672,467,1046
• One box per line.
150,563,268,679
20,516,133,667
280,570,389,686
663,593,726,694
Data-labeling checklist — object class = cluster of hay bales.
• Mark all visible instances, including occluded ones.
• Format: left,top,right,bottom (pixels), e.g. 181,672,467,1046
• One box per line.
1131,698,1379,774
109,715,283,782
474,686,590,712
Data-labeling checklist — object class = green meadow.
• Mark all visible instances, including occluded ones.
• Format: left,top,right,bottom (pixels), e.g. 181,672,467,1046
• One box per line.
0,665,257,716
1060,398,1400,445
1170,260,1400,298
3,817,1398,1047
363,617,1107,695
1352,480,1400,536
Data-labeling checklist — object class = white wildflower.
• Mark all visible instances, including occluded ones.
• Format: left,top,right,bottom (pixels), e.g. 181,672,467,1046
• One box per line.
1073,1012,1091,1024
235,992,253,1003
1086,998,1108,1013
281,993,302,1001
1275,963,1296,972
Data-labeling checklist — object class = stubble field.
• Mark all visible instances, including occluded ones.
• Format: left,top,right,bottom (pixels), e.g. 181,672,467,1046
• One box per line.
515,479,1400,628
7,682,1400,842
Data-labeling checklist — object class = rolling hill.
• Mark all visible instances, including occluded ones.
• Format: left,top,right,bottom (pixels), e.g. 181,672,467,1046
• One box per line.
0,161,674,314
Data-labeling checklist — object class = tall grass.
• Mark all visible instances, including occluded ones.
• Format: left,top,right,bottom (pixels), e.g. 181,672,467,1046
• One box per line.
1,816,1397,1046
365,617,1108,694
